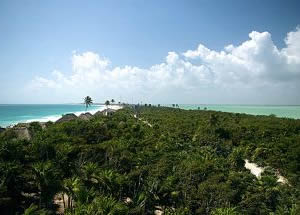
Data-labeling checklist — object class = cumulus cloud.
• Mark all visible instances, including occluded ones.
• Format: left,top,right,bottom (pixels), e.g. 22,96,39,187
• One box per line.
29,27,300,104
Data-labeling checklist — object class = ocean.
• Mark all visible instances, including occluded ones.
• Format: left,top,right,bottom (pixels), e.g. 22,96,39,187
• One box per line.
165,104,300,119
0,104,104,127
1,104,300,128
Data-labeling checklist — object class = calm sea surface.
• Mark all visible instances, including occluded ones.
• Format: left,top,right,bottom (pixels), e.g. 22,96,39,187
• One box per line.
165,104,300,119
0,104,104,127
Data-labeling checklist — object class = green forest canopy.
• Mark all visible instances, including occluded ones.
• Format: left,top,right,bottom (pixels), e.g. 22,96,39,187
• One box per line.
0,106,299,214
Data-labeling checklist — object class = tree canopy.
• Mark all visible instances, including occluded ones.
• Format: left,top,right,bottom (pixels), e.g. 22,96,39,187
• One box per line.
0,106,299,214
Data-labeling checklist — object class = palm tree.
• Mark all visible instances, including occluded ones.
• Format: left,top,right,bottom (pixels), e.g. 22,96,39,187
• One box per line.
84,96,93,111
211,207,239,215
81,162,99,183
85,196,128,214
105,100,110,108
111,99,115,104
32,161,59,208
63,177,80,210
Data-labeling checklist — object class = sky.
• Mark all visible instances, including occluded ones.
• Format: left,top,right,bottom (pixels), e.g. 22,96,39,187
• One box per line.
0,0,300,104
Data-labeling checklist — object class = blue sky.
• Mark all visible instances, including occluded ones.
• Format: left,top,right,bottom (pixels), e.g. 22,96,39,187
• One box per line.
1,0,300,104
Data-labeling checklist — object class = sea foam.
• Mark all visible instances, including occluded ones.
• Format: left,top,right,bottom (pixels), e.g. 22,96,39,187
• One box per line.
24,105,122,124
24,105,107,124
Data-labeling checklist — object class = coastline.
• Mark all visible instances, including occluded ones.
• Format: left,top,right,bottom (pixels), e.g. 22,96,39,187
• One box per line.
0,105,123,128
2,103,300,128
164,104,300,119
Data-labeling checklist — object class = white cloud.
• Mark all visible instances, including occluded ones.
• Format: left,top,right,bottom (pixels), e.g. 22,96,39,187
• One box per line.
72,51,110,71
29,27,300,104
283,27,300,64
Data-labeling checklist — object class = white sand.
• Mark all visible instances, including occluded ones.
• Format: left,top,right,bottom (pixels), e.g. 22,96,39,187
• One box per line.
244,159,288,184
133,114,152,127
244,159,264,178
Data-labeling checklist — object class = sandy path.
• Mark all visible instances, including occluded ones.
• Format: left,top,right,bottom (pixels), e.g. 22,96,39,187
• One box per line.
133,114,153,127
244,159,288,184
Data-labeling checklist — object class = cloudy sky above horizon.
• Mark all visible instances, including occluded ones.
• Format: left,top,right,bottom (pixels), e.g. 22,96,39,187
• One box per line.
1,0,300,104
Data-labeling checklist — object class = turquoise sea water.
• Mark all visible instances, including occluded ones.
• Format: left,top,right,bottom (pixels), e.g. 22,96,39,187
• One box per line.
165,104,300,119
1,104,300,128
0,104,104,127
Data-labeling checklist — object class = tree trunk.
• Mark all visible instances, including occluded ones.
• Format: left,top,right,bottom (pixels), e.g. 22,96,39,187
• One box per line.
68,195,70,209
39,188,42,209
62,193,65,209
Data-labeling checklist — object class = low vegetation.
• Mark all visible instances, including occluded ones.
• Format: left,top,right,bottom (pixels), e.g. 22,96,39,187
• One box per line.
0,106,299,214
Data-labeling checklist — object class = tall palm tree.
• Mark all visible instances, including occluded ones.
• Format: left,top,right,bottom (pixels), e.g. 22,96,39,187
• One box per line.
84,96,93,111
105,100,110,108
111,99,115,104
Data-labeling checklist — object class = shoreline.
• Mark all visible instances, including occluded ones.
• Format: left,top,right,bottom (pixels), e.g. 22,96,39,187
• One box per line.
164,104,300,120
0,105,123,129
2,103,299,128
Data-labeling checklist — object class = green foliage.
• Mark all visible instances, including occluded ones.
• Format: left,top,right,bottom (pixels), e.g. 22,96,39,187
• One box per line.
64,196,128,215
211,207,239,215
23,204,49,215
0,106,299,214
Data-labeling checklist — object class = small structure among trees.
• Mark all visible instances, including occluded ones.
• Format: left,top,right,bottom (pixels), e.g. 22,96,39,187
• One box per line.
56,114,78,123
101,108,116,116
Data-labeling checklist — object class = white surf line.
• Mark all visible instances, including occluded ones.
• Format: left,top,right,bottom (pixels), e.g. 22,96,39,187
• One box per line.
24,105,105,124
24,105,123,124
244,159,288,184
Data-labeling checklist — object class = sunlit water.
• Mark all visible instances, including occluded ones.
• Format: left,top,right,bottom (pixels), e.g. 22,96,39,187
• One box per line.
1,104,300,128
0,104,104,127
